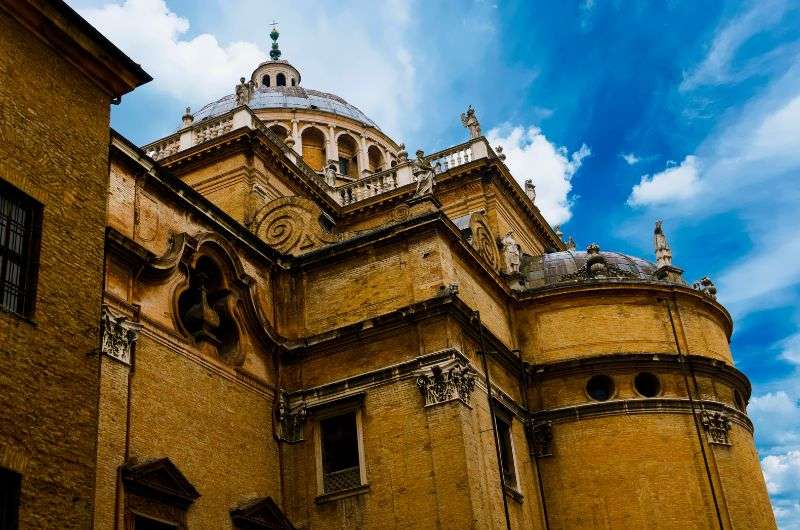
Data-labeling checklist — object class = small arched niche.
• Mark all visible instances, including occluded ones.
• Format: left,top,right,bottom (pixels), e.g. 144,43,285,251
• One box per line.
276,73,287,86
176,254,240,360
301,127,327,171
337,134,359,178
367,145,384,173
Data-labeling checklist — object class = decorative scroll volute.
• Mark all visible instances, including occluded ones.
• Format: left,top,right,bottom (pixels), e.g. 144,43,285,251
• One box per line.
468,212,501,271
253,196,338,256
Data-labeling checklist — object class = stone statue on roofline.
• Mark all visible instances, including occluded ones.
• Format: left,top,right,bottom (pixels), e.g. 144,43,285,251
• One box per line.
412,149,435,198
524,179,536,203
235,77,255,106
461,105,482,139
501,232,521,274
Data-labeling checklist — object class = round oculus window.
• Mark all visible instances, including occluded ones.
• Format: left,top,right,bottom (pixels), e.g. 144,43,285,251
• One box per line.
586,375,614,402
634,372,661,398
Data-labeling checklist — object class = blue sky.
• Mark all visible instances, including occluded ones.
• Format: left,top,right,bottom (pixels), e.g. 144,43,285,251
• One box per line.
66,0,800,526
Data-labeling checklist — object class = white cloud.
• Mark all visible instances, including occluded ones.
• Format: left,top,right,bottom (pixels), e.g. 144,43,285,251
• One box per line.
750,391,800,452
487,125,590,226
627,155,701,206
80,0,263,104
77,0,418,137
780,333,800,365
763,451,800,495
621,152,640,165
680,0,791,91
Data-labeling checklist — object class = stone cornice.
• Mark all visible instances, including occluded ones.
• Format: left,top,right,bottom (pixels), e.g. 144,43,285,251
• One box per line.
1,0,151,97
532,397,753,434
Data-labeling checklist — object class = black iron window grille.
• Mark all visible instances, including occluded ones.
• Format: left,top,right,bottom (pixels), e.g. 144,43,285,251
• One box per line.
0,180,41,317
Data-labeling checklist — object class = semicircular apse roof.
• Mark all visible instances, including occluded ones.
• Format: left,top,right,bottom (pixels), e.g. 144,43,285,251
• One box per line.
523,249,659,288
193,86,378,128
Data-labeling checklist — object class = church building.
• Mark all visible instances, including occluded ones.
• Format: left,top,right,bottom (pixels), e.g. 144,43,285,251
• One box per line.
0,1,777,528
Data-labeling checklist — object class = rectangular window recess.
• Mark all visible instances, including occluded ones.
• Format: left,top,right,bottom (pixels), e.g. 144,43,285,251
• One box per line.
0,179,42,318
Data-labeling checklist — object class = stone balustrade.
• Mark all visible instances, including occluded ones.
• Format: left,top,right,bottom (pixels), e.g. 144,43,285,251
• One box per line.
142,107,494,206
428,138,489,174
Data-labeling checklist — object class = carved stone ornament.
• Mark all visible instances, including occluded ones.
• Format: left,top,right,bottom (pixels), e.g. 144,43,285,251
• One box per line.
100,306,142,365
693,276,718,300
235,76,255,106
699,410,732,446
416,361,476,407
468,212,501,271
252,196,339,256
529,421,553,458
277,393,307,443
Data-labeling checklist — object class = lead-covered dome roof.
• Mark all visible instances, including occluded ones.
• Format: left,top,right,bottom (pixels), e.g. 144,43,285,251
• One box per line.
523,248,659,288
192,86,378,128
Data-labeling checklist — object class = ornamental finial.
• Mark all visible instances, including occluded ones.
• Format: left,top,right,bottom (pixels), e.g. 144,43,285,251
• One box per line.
269,21,281,60
654,220,672,268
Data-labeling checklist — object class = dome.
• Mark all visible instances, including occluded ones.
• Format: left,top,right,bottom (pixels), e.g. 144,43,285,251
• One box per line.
192,86,378,129
523,248,658,288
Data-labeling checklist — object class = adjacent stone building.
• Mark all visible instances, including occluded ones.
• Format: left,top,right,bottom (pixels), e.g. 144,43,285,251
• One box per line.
0,4,777,529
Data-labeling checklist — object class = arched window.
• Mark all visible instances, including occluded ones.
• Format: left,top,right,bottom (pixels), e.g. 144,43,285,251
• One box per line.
337,134,359,178
367,145,384,173
276,73,286,86
291,78,296,86
269,124,289,142
262,75,271,87
301,127,327,171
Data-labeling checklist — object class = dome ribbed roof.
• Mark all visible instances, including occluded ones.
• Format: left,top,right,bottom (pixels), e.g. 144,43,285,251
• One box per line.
193,86,378,128
523,249,658,288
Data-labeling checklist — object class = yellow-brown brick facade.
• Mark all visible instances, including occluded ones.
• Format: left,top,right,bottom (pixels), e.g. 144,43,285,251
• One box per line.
0,3,776,529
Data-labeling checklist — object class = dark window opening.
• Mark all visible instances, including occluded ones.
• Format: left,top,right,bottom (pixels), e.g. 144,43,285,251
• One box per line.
320,411,361,493
276,73,286,86
586,374,614,402
262,75,270,87
634,372,661,397
0,467,21,530
133,515,178,530
0,180,41,317
291,78,296,86
734,389,746,411
495,416,516,488
338,158,349,176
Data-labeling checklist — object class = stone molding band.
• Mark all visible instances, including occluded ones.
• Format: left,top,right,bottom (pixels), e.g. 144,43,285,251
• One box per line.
531,397,752,433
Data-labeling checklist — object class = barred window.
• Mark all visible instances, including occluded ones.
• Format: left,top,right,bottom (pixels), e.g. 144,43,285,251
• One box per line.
0,180,41,317
320,410,363,494
0,467,21,530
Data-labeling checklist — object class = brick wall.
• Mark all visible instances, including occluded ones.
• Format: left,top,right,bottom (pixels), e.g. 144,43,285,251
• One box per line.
0,9,112,527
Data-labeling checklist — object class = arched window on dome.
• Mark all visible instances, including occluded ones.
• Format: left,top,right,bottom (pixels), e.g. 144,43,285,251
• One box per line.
269,124,289,142
301,127,326,171
276,73,286,86
291,78,296,86
337,134,359,178
367,145,384,173
262,75,271,87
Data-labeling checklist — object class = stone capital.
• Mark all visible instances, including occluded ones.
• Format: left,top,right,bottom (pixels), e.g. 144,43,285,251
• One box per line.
100,306,142,365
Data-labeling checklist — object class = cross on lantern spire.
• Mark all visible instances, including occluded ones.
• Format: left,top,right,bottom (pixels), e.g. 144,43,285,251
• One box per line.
269,22,281,61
